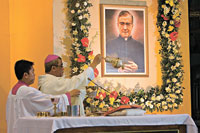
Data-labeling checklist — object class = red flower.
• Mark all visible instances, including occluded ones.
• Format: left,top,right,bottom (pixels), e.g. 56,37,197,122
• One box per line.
95,92,106,101
89,51,93,56
108,107,113,111
170,32,178,41
174,20,181,28
94,68,99,77
81,37,89,47
77,54,86,62
161,14,169,21
121,96,130,104
109,91,118,99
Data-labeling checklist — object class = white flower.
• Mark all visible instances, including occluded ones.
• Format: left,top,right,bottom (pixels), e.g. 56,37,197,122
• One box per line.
140,98,144,102
84,2,87,6
156,96,161,101
175,62,180,67
176,82,181,86
165,87,171,93
175,90,181,94
163,106,168,110
80,25,85,30
171,65,176,71
79,15,83,20
172,78,177,83
73,30,78,35
145,101,152,107
162,21,167,27
166,97,171,102
162,101,167,105
72,23,76,26
75,3,80,7
71,10,75,14
164,7,170,15
72,67,78,72
168,104,173,108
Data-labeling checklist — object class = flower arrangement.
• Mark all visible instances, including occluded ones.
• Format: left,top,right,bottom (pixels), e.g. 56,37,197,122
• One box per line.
66,0,184,113
67,0,94,77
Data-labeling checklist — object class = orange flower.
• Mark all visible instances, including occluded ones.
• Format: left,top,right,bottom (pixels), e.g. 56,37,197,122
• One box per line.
77,54,86,62
81,37,89,47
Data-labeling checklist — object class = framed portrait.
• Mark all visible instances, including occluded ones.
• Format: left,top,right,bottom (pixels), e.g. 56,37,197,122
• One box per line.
100,4,149,77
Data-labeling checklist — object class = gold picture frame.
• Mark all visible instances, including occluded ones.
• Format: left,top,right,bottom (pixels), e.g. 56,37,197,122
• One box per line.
100,4,149,77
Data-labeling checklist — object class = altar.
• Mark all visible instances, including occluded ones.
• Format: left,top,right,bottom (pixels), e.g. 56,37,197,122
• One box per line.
13,114,198,133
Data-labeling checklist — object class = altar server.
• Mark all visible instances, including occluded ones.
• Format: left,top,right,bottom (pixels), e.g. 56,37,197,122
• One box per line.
38,54,102,116
6,60,70,133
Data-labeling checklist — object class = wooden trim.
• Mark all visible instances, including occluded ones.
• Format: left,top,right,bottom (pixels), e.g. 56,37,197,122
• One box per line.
55,125,186,133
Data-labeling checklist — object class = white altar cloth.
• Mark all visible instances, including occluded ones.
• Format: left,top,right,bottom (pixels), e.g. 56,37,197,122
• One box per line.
14,114,198,133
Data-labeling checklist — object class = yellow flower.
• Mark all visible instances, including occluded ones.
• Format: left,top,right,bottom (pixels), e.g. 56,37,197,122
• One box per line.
156,96,161,101
84,13,89,18
151,96,156,101
81,25,85,30
169,94,177,98
94,100,99,106
169,55,175,60
156,103,161,108
88,55,94,60
175,90,181,94
168,25,174,31
169,0,174,7
99,102,105,109
165,33,169,38
87,81,95,86
109,97,115,105
86,98,92,103
74,58,78,61
173,103,178,107
81,64,88,70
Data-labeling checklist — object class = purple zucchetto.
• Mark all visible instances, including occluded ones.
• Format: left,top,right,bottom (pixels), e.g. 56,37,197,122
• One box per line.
45,55,59,63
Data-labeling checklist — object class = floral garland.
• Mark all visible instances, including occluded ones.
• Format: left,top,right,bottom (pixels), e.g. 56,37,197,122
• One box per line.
67,0,94,77
66,0,184,113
